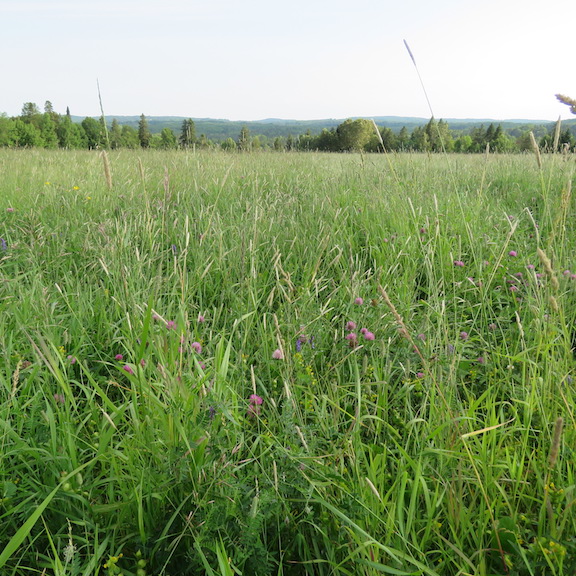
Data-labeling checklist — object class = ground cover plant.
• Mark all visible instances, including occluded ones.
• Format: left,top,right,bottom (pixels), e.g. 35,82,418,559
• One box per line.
0,148,575,575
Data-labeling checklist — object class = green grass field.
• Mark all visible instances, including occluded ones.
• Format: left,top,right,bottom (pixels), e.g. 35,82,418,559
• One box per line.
1,149,575,575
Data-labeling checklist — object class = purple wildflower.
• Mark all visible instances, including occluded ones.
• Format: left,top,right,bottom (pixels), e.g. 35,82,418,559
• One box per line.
250,394,263,405
166,320,177,330
191,341,202,354
0,238,6,251
508,250,517,257
354,297,364,305
115,354,123,361
272,348,284,360
416,372,425,378
454,260,465,267
460,331,469,341
248,394,263,416
346,321,357,331
363,331,375,341
197,314,205,323
417,333,426,341
53,393,65,404
123,365,134,375
67,355,76,365
345,332,358,348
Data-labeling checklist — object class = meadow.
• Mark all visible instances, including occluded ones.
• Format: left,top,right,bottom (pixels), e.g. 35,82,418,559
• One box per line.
0,148,575,576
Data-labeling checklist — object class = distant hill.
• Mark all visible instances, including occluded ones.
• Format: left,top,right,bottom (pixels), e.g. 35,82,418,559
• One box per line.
71,115,573,142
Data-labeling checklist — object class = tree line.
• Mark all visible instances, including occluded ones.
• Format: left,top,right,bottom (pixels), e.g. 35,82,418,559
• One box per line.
1,101,574,153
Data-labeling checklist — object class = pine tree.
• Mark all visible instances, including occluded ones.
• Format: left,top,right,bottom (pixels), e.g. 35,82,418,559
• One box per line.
138,113,151,148
179,119,196,148
237,126,251,151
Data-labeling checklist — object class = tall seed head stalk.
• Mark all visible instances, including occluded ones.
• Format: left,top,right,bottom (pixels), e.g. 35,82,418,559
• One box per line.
101,150,112,190
553,116,561,152
548,417,564,469
529,131,542,170
555,93,576,115
537,247,559,291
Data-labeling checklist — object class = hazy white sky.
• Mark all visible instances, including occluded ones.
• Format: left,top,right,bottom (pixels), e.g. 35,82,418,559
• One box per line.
2,0,575,121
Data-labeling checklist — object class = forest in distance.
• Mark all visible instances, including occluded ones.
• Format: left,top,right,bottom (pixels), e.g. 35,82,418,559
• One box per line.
2,100,576,153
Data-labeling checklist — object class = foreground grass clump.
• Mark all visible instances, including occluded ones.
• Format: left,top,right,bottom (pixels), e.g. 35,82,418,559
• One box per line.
0,149,575,575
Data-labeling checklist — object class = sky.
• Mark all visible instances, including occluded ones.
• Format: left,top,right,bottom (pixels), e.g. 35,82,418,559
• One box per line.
2,0,575,122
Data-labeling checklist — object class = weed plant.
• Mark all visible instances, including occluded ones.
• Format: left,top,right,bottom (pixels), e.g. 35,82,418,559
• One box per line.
0,149,575,575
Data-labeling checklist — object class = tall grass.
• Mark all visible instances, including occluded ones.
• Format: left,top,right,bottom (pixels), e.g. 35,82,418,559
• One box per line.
0,148,575,575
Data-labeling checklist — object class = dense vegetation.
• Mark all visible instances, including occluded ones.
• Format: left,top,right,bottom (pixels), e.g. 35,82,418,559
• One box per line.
0,148,575,575
2,101,576,153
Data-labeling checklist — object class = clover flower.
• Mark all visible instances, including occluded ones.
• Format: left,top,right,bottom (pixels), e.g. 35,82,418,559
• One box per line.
248,394,263,416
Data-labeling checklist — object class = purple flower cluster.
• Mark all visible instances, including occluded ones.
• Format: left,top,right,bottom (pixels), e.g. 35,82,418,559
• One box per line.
248,394,263,417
